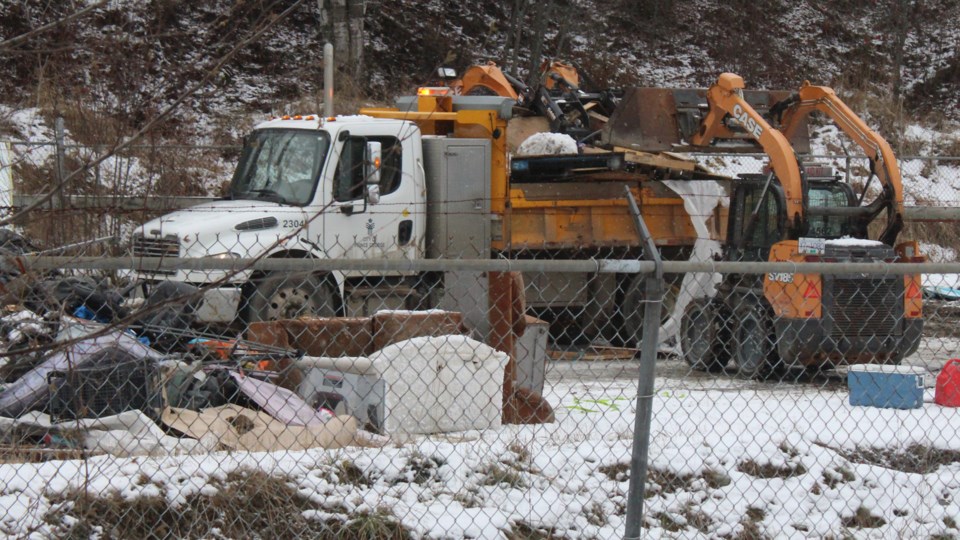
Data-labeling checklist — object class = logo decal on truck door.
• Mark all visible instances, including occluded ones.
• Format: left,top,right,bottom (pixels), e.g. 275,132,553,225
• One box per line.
360,218,384,249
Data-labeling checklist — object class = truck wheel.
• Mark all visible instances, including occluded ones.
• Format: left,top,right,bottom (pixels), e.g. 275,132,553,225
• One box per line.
621,275,678,348
735,309,777,379
680,298,730,372
246,273,336,322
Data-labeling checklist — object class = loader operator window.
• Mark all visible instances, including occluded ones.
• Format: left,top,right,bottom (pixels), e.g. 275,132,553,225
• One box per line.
230,129,329,206
334,136,403,202
806,185,855,238
742,187,781,250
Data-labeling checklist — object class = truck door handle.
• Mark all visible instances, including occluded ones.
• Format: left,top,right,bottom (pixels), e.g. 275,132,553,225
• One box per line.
339,204,354,215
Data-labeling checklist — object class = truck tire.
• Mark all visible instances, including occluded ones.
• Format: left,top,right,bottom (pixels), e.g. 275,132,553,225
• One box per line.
621,275,678,348
245,273,336,322
680,298,731,372
734,308,777,379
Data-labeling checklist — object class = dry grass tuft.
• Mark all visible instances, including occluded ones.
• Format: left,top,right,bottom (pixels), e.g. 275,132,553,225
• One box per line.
736,459,807,479
335,459,373,486
840,506,886,529
477,463,526,489
42,468,413,540
505,520,567,540
822,465,856,489
598,462,629,482
392,450,444,485
841,444,960,474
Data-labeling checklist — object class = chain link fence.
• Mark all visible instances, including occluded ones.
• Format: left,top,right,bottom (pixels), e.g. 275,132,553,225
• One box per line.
0,229,956,538
0,135,960,537
694,152,960,207
4,139,960,247
0,138,239,249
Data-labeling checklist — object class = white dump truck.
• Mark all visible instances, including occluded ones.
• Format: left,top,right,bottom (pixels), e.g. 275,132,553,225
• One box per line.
131,81,702,343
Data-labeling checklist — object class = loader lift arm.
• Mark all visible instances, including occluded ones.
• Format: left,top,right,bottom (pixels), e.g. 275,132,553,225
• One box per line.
773,82,905,245
689,73,806,236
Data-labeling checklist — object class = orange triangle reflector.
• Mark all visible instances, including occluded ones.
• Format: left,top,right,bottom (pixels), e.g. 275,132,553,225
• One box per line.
803,282,821,299
906,281,922,299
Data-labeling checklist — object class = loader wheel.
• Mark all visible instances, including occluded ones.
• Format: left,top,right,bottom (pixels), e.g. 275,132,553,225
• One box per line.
245,273,336,323
680,298,731,372
734,309,778,379
621,275,679,348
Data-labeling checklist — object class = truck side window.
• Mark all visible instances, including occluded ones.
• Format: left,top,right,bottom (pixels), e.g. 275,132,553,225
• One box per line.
377,137,402,195
334,136,403,202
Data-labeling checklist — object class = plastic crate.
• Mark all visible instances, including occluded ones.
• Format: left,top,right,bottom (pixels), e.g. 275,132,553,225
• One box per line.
48,356,161,420
848,365,926,410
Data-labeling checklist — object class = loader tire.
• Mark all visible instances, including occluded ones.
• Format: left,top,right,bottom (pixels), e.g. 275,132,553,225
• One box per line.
680,298,730,372
621,275,678,349
734,308,778,379
245,273,336,323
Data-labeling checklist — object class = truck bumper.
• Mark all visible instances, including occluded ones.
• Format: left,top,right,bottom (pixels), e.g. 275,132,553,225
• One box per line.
775,318,923,366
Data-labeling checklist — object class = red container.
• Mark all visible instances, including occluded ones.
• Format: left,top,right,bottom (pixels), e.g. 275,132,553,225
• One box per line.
935,359,960,407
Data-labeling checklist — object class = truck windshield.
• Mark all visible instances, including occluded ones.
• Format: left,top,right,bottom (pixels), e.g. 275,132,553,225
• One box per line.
230,129,330,206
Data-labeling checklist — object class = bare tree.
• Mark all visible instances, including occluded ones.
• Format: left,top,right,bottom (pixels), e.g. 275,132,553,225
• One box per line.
504,0,530,76
890,0,918,100
319,0,366,80
526,0,554,86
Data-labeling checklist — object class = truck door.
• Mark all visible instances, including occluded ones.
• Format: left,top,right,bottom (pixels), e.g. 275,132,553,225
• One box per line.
320,130,420,266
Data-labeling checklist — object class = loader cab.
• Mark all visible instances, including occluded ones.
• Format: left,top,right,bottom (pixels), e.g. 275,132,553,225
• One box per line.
727,170,866,261
726,174,787,262
803,179,864,239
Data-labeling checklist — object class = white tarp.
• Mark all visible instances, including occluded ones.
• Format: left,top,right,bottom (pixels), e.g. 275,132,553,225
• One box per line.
661,179,725,351
368,335,508,435
0,410,216,457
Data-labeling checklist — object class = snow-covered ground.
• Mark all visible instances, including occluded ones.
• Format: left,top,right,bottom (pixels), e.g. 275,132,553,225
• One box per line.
3,360,960,539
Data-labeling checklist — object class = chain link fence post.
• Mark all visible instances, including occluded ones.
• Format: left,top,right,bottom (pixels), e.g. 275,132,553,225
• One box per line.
624,185,664,538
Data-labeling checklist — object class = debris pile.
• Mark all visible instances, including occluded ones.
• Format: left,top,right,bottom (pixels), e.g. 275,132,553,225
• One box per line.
0,231,550,462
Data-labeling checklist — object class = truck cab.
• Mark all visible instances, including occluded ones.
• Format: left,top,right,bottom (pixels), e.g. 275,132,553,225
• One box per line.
131,115,427,322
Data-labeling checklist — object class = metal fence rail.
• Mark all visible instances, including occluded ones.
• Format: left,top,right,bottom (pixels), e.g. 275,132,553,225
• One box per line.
0,242,959,538
3,141,960,244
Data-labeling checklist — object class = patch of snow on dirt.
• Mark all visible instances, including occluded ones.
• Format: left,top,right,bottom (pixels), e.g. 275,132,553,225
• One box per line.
3,374,960,539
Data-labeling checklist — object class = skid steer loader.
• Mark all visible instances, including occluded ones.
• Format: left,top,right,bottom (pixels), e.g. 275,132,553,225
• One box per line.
604,73,923,377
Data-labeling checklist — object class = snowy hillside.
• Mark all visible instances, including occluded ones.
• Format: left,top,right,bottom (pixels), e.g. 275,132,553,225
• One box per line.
0,0,958,138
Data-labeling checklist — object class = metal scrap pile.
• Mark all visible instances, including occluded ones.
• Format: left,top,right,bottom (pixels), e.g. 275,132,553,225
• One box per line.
0,234,372,458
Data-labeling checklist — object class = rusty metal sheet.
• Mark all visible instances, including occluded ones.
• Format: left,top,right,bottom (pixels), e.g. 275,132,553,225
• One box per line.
601,87,811,154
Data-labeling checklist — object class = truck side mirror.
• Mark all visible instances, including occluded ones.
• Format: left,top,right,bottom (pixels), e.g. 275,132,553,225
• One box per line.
365,141,382,204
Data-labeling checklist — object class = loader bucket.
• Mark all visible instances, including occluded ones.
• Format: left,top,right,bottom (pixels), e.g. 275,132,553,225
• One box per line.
601,87,811,154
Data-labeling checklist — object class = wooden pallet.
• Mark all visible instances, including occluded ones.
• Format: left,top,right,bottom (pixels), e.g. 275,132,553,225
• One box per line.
548,345,638,361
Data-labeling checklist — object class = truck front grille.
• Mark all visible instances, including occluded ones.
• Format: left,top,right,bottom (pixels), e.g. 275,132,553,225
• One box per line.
828,278,902,337
132,234,179,274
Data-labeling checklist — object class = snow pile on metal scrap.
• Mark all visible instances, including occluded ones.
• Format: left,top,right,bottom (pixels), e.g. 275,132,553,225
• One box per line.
516,132,578,156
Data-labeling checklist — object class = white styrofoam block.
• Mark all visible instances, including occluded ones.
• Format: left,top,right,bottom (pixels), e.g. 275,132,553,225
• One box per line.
368,335,508,435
